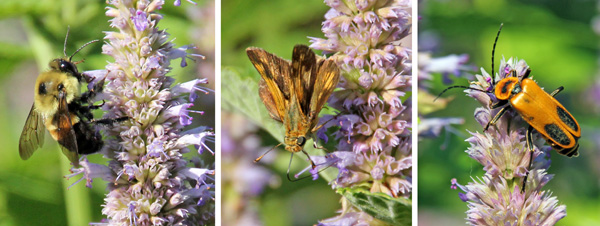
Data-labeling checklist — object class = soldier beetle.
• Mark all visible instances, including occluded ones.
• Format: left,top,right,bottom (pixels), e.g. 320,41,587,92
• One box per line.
437,24,580,191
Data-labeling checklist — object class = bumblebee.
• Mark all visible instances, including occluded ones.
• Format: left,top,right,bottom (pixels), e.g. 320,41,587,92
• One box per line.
19,30,122,167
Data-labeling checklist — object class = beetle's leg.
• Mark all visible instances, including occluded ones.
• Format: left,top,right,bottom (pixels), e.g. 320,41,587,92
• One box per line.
484,105,510,131
549,86,564,97
511,68,531,82
490,99,508,109
562,143,579,157
522,68,531,79
522,125,534,193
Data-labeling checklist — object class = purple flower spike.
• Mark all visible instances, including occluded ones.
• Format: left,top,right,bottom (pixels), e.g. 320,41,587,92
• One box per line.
80,1,215,225
310,0,412,223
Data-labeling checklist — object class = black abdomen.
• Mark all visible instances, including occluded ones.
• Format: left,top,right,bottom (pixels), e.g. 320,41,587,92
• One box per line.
72,122,103,154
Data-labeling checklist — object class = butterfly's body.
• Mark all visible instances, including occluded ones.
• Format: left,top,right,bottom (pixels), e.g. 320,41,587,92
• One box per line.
247,45,340,160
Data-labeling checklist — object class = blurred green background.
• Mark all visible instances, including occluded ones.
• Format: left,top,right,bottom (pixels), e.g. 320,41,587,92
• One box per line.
0,0,214,225
221,0,342,225
419,0,600,225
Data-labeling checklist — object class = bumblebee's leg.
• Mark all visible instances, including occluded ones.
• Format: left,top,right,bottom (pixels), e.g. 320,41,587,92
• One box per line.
79,91,96,103
71,100,106,121
88,100,105,110
91,117,129,125
79,81,104,103
484,105,510,131
522,125,534,193
67,101,95,121
79,77,105,103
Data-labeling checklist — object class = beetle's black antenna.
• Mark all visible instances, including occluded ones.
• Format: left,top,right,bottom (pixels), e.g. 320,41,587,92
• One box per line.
491,23,504,86
436,24,505,101
434,85,491,101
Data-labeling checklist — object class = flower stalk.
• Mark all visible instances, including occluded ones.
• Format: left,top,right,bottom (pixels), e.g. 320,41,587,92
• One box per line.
309,0,412,224
74,0,215,225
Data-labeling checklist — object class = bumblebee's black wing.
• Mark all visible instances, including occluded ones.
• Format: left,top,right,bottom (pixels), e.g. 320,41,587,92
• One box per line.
19,105,45,160
56,91,80,167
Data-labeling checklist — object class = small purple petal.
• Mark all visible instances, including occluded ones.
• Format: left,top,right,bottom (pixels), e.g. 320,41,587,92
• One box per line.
131,10,148,31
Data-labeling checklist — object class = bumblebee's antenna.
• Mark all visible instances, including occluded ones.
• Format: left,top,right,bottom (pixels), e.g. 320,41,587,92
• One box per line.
63,26,100,61
491,23,504,86
64,26,70,57
69,40,99,62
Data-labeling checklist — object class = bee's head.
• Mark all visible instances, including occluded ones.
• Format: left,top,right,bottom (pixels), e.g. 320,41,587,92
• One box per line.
49,58,81,81
284,136,306,153
34,71,80,116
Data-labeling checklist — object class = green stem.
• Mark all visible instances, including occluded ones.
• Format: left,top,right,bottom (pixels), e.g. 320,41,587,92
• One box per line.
61,156,93,226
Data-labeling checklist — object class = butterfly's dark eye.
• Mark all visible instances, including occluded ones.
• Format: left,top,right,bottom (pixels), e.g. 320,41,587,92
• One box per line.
296,137,306,146
38,83,47,95
57,84,64,91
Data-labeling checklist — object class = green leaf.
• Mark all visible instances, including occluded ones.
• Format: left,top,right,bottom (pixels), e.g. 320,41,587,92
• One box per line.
222,67,284,139
337,187,412,226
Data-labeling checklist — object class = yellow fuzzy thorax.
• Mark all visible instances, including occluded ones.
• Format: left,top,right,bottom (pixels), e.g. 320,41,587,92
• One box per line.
33,70,80,118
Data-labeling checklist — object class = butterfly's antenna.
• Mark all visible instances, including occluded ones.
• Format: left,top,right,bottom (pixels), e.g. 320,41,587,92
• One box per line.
434,85,490,101
69,40,100,62
491,23,504,86
254,142,283,163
